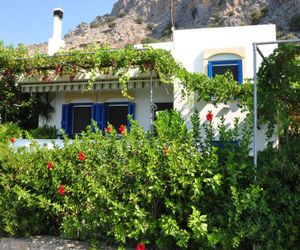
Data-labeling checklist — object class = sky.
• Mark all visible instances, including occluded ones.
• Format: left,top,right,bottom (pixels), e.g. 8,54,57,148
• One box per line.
0,0,117,46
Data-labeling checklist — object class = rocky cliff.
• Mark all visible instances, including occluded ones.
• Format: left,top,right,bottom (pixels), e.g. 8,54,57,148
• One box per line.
29,0,300,53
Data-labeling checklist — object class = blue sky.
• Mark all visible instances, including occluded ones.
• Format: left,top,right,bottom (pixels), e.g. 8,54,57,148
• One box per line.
0,0,117,46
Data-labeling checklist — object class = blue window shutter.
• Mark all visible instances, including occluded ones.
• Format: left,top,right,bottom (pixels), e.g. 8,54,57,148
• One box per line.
61,104,72,136
127,102,135,129
237,59,243,84
92,103,107,131
208,61,213,78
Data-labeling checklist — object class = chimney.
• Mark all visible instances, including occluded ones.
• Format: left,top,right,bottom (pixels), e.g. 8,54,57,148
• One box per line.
48,8,65,55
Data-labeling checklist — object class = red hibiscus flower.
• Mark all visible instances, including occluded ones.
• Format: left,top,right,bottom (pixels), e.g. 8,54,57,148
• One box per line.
105,126,111,133
163,146,169,155
10,137,15,143
47,162,53,170
79,151,86,161
136,243,145,250
58,184,65,196
119,124,126,135
206,111,213,122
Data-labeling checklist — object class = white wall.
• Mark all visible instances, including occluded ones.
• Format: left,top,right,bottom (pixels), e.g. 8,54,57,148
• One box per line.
172,24,276,75
161,24,277,151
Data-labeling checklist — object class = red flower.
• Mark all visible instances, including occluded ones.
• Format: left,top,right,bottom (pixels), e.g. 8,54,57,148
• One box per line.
163,146,169,155
79,151,86,161
105,127,111,133
206,111,213,122
47,162,53,170
58,184,65,196
136,243,145,250
9,137,15,143
119,124,126,135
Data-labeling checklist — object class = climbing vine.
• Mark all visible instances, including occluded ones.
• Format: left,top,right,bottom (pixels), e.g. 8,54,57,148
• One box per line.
1,43,252,101
257,44,300,137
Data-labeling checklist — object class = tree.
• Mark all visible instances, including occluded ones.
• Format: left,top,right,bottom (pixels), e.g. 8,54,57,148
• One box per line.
0,42,53,129
257,44,300,138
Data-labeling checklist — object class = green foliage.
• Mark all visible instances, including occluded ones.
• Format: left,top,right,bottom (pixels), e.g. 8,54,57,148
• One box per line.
108,21,116,29
251,6,268,25
141,37,160,44
106,15,117,23
288,12,300,31
118,11,126,18
135,16,144,24
0,122,23,142
256,140,300,249
208,13,224,27
0,43,54,129
0,111,257,248
0,111,298,248
257,44,300,136
89,22,100,29
30,125,57,139
146,23,155,31
0,43,249,105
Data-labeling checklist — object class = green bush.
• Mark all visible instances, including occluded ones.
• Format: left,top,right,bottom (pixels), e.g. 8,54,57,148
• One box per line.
106,16,117,23
251,6,268,25
118,11,126,18
0,111,298,249
108,21,116,29
146,23,155,31
0,122,23,142
90,21,100,29
256,140,300,249
141,37,160,44
135,16,144,24
30,125,57,139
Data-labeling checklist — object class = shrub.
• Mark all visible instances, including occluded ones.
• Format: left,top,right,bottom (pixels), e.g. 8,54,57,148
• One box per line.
90,21,100,29
105,15,117,23
108,21,116,29
30,125,57,139
146,23,155,31
0,111,258,248
0,111,298,249
135,16,144,24
0,122,23,142
118,11,126,18
141,37,160,44
289,13,300,31
228,11,234,17
251,6,268,25
256,140,300,249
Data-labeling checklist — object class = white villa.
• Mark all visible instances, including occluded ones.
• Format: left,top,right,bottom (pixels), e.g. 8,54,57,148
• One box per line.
18,8,277,151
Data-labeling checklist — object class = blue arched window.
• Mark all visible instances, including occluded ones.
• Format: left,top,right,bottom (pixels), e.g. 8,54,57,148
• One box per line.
208,59,243,84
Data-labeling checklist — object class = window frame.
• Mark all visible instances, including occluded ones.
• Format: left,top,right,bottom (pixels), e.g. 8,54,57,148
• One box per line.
208,59,243,84
61,102,135,137
71,103,92,135
106,102,134,131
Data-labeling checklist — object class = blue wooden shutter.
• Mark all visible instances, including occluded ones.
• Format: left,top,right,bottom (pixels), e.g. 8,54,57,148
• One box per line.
92,104,107,131
127,102,135,129
208,61,213,78
237,59,243,84
61,104,72,136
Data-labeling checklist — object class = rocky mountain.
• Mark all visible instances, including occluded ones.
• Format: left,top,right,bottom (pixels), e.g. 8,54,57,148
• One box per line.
30,0,300,53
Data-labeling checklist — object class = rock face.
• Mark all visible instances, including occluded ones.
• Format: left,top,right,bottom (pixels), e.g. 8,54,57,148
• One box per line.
29,0,300,53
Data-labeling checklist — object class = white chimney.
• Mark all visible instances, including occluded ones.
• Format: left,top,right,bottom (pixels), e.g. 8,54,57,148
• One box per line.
48,8,65,55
